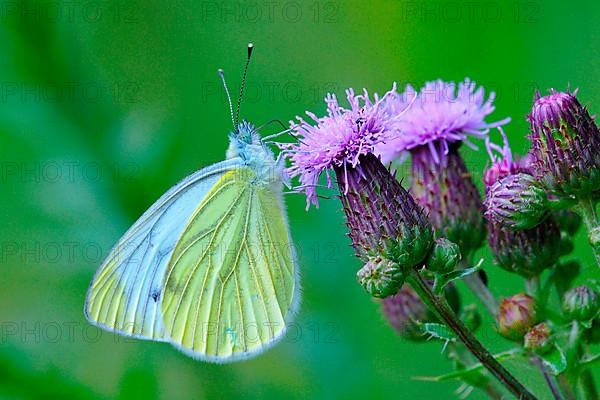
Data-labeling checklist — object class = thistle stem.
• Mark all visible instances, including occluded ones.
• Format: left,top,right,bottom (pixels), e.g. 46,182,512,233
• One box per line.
577,196,600,267
407,268,537,400
483,383,505,400
530,356,565,400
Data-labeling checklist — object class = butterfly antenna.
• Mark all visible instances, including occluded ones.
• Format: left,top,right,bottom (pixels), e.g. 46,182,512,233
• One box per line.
256,119,288,132
235,43,254,127
218,69,235,128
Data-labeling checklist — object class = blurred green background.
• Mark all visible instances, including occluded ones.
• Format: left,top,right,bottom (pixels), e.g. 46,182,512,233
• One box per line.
0,0,599,398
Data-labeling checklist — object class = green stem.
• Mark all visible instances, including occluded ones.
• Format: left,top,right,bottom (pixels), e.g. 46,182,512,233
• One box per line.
577,196,600,267
448,343,504,399
530,356,565,400
566,321,582,368
407,268,537,400
483,383,505,400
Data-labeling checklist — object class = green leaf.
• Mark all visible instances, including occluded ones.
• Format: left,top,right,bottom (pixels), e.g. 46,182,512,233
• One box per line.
541,345,567,375
547,196,577,210
413,349,523,382
579,353,600,369
433,259,483,294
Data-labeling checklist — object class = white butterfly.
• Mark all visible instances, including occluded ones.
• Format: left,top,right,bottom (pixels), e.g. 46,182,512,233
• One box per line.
85,44,300,362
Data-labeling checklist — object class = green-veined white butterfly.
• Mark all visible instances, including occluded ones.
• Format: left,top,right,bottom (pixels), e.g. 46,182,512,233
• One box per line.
85,44,299,362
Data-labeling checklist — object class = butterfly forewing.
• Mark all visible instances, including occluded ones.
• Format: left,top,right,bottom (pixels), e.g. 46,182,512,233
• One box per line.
161,167,298,362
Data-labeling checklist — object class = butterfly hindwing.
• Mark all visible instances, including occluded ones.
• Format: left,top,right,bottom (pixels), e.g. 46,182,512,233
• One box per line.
160,166,298,362
84,158,242,340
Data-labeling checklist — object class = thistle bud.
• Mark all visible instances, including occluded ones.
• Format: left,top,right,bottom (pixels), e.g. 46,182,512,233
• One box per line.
357,256,405,298
484,140,562,277
426,237,461,273
524,322,553,355
529,90,600,197
484,173,549,230
497,294,538,340
562,285,600,321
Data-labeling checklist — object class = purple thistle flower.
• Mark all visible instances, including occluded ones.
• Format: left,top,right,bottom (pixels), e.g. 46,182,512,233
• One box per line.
284,87,399,209
484,128,529,187
284,86,433,268
529,89,600,197
375,78,510,163
372,79,508,256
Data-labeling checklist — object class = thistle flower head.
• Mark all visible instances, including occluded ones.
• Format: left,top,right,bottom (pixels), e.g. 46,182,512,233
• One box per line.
484,130,560,277
285,86,434,264
484,173,549,230
529,89,600,196
524,322,553,355
562,284,600,322
336,153,433,264
426,237,461,273
285,86,399,208
497,293,538,340
357,256,405,298
376,78,510,163
372,80,507,256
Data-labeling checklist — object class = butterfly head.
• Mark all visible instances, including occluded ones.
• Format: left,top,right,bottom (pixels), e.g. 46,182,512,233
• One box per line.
226,120,269,160
235,120,261,145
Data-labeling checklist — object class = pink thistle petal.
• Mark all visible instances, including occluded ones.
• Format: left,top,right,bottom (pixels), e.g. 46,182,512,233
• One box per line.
375,78,510,163
285,85,399,208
